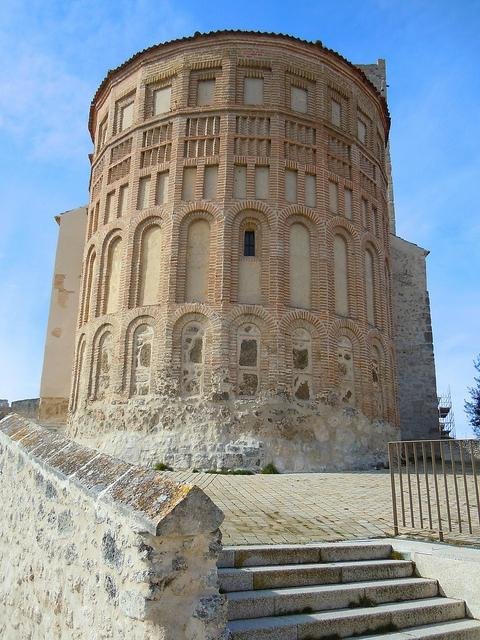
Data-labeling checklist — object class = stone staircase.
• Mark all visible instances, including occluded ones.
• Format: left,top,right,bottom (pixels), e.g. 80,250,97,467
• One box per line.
219,541,480,639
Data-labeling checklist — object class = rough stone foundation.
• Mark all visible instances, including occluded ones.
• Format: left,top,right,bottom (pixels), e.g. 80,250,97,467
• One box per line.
68,393,398,472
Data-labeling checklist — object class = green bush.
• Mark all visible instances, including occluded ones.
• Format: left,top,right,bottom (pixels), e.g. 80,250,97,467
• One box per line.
261,463,279,474
154,462,173,471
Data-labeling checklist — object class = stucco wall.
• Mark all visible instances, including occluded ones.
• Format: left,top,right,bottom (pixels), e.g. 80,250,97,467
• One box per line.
39,206,87,425
391,235,438,439
0,415,227,640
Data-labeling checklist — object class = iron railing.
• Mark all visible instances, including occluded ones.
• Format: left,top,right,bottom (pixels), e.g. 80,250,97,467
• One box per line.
388,439,480,541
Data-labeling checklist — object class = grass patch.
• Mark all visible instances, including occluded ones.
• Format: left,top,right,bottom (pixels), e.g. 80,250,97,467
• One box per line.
261,463,279,474
390,550,404,560
154,462,173,471
205,468,254,475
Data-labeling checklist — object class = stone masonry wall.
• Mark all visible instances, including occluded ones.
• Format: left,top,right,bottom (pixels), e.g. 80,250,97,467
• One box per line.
0,414,227,640
391,236,438,439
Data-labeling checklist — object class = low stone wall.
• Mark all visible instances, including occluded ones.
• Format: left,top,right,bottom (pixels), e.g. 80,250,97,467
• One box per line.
0,415,227,640
68,392,398,472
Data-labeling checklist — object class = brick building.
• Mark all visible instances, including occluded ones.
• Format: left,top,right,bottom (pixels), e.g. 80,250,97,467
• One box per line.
39,31,438,471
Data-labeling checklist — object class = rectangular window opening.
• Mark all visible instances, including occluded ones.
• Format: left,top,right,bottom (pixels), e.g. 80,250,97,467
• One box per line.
203,164,218,200
244,230,256,257
244,77,264,105
285,168,298,203
255,165,269,200
153,86,171,116
329,181,338,214
233,165,247,199
197,79,215,106
155,171,169,205
291,86,308,113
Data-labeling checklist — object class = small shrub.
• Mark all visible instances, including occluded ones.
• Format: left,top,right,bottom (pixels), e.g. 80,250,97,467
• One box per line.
205,468,254,475
261,463,279,474
154,462,173,471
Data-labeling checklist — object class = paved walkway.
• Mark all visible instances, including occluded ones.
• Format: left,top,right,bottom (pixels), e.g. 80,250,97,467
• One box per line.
165,470,480,546
168,470,395,544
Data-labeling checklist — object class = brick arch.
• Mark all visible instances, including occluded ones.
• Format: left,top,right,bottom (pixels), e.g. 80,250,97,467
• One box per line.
227,305,277,336
361,232,384,260
93,220,127,248
326,218,361,245
278,204,322,227
280,310,327,339
169,303,222,333
175,201,223,223
227,200,276,227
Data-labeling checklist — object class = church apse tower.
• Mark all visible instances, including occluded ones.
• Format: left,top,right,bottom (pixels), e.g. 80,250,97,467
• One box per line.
38,32,439,471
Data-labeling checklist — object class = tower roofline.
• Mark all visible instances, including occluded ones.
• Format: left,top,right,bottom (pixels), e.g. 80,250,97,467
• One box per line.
88,29,390,138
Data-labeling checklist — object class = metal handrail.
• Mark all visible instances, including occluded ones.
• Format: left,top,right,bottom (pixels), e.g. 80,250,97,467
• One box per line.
388,439,480,541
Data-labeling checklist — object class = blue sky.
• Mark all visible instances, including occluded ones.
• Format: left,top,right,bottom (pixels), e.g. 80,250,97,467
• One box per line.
0,0,478,436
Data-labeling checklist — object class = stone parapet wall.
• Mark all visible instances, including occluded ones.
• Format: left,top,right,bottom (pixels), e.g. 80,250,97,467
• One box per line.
0,414,227,640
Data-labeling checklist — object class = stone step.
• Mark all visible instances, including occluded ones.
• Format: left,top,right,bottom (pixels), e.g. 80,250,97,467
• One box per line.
219,541,393,568
227,597,466,640
219,558,414,592
344,619,480,639
227,577,438,620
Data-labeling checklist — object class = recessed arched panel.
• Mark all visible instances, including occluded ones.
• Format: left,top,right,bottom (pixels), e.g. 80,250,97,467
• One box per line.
334,235,349,316
289,222,311,309
365,248,375,325
185,219,210,302
138,225,163,306
104,238,123,314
